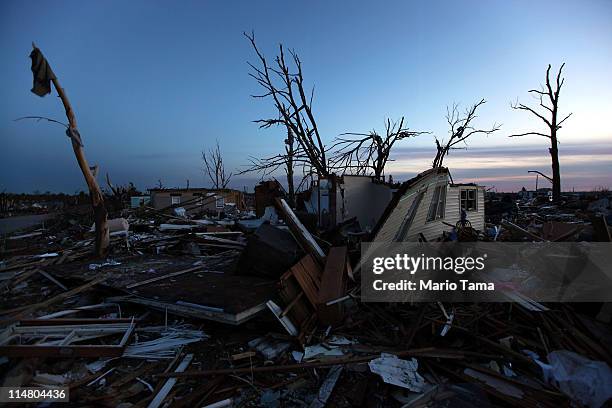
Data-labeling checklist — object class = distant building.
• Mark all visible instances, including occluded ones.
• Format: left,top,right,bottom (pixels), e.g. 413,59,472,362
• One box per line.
130,196,150,208
148,188,245,214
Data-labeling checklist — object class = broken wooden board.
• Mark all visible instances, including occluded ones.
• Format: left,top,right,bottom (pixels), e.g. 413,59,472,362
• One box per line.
288,255,322,307
317,247,347,325
275,198,325,265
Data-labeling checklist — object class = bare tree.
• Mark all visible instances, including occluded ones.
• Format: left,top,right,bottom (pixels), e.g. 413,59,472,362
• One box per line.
510,64,571,201
331,117,427,180
239,125,309,206
106,173,138,206
433,99,501,168
202,140,233,189
245,31,330,177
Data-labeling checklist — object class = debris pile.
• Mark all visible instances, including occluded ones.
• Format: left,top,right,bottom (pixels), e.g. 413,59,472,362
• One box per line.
2,174,612,407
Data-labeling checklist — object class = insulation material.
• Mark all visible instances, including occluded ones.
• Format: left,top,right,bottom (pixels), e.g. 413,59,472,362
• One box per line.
368,353,426,392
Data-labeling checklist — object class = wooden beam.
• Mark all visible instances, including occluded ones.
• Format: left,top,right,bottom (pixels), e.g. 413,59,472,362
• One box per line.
275,198,325,264
317,247,347,325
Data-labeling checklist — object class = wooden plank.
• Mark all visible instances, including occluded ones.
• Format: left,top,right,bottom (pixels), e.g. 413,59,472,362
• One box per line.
278,271,312,329
6,277,106,322
37,269,68,290
147,353,194,408
275,198,325,264
317,247,347,325
290,255,322,307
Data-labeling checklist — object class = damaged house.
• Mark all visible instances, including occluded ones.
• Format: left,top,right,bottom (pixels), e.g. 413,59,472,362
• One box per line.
148,187,245,215
302,175,394,232
373,167,485,242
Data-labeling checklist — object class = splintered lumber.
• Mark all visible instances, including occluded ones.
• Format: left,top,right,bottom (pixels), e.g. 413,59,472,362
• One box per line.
275,198,325,264
500,220,545,242
317,247,347,325
230,351,256,361
156,348,504,378
310,365,343,408
290,255,322,307
147,353,194,408
6,277,106,322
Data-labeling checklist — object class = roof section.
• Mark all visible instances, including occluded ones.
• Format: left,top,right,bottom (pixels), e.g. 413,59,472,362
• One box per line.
369,167,449,238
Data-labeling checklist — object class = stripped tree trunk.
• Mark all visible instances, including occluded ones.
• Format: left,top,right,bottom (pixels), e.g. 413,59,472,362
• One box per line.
510,64,571,202
33,45,109,257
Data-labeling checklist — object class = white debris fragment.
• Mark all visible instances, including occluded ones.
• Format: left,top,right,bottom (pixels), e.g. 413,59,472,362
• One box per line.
123,326,208,359
88,259,122,270
35,252,59,258
440,311,454,336
248,337,291,360
437,302,454,337
309,365,343,408
303,336,354,360
266,300,298,336
291,351,304,363
368,353,426,392
536,350,612,408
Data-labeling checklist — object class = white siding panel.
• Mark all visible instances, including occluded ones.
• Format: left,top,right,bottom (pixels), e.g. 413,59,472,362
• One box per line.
374,191,418,242
375,180,486,242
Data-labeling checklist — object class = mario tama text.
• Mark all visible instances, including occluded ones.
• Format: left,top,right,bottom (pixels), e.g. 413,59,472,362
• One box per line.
360,242,612,303
373,278,494,292
371,252,494,295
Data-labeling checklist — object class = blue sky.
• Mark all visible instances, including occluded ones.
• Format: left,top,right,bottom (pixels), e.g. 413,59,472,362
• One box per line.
1,0,611,193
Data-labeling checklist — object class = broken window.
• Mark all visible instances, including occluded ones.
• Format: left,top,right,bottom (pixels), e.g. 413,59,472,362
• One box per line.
216,196,225,209
427,185,446,221
460,189,477,211
394,191,425,241
171,195,181,205
193,192,204,206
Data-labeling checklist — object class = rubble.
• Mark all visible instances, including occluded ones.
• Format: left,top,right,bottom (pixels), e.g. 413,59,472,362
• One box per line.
1,169,612,407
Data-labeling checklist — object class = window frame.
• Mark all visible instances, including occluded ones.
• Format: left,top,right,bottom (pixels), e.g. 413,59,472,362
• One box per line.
170,195,181,205
460,188,478,212
426,184,447,222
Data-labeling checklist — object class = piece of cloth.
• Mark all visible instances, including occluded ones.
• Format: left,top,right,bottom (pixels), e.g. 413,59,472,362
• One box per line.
30,48,56,97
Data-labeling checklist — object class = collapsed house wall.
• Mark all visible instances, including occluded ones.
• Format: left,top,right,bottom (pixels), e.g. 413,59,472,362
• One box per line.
148,188,245,214
339,176,393,232
373,168,485,242
303,176,393,231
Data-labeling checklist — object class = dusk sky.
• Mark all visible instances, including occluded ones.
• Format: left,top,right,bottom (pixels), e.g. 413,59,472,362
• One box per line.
1,0,611,193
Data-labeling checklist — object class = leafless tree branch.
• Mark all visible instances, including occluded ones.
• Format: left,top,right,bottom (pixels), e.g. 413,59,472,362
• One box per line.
202,140,233,189
330,117,427,180
245,31,329,177
433,99,501,168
